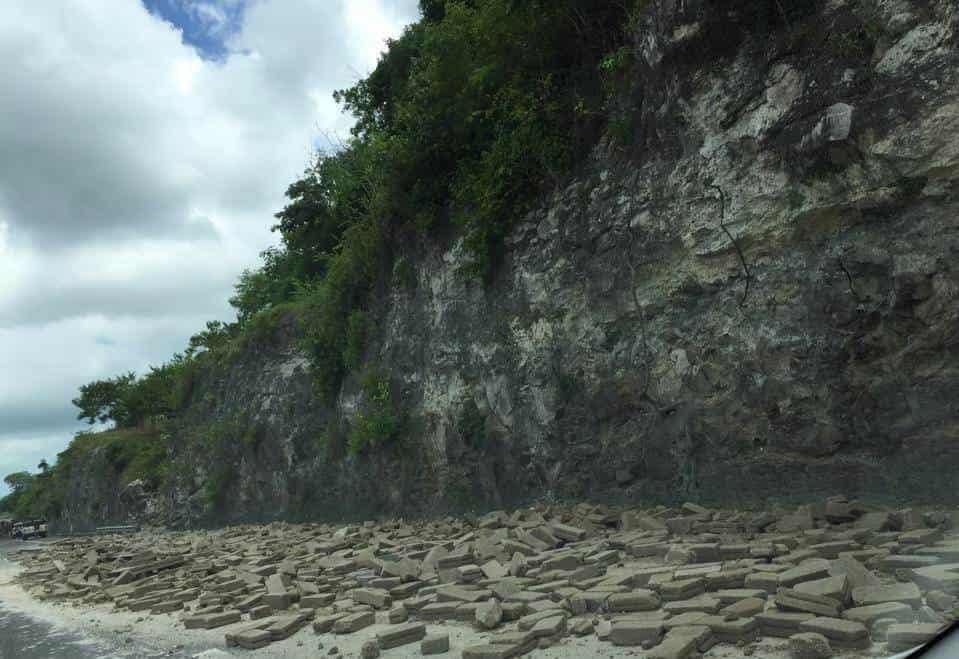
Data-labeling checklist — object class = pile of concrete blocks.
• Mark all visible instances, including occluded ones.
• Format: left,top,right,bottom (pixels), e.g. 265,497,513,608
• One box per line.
8,496,959,658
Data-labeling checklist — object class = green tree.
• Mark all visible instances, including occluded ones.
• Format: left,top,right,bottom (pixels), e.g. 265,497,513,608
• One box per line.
0,471,36,515
229,247,309,324
72,373,136,425
3,471,34,493
73,355,196,429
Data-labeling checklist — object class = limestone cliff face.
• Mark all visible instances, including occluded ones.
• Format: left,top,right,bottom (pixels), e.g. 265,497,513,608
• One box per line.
59,0,959,529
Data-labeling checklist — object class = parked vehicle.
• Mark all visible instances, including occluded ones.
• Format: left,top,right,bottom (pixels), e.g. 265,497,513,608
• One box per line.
11,519,48,540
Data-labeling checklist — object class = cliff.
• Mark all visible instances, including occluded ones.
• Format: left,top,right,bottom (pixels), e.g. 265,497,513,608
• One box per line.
56,0,959,530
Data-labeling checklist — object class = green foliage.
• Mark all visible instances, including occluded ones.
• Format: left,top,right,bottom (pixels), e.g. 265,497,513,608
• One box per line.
241,422,262,450
203,462,236,512
300,217,386,400
3,471,34,494
826,27,874,60
98,431,166,486
186,320,236,356
897,176,927,201
0,472,36,516
322,1,633,276
269,0,636,394
66,428,167,487
125,355,196,422
315,431,330,451
72,373,137,425
786,188,805,210
2,428,167,520
190,415,257,512
313,421,348,461
229,247,315,324
73,351,203,429
343,310,369,371
391,256,417,290
348,369,405,454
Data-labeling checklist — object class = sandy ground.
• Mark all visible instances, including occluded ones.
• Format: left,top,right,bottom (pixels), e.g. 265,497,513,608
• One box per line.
0,539,892,659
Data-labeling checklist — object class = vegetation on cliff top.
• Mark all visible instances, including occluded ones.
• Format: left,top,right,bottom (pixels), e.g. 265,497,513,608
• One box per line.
0,428,163,520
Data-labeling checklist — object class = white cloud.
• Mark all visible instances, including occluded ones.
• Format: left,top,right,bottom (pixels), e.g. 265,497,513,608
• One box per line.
0,0,420,488
0,431,75,487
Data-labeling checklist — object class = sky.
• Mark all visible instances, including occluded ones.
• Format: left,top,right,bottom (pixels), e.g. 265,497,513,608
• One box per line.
0,0,420,492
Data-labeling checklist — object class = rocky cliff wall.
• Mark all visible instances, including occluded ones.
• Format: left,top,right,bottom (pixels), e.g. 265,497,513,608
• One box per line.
59,0,959,529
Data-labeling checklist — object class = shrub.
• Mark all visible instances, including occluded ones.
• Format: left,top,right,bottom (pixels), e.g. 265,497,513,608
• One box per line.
343,310,369,371
348,369,405,454
300,217,386,400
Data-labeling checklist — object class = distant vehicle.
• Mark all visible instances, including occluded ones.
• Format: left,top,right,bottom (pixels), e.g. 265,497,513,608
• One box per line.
11,519,48,540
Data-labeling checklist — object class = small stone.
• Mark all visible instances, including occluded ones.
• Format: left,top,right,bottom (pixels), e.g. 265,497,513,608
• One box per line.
788,632,833,659
475,599,503,630
886,623,945,651
327,646,339,656
361,640,380,659
595,619,612,640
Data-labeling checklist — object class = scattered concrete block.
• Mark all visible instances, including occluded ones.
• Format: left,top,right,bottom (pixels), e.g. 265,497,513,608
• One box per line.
202,610,242,629
332,610,374,634
775,588,842,617
779,561,831,588
606,590,661,612
233,628,273,650
850,582,921,608
353,587,391,609
842,601,914,625
609,619,663,646
376,622,427,649
798,616,869,649
719,597,764,619
550,523,587,542
646,627,703,659
756,611,816,637
312,613,347,633
885,622,944,651
421,633,450,655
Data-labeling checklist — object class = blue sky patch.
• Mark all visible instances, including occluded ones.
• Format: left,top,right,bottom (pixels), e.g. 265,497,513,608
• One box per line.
142,0,247,60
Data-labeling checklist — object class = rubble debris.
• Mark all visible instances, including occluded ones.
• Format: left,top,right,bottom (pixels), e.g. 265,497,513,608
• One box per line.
5,498,956,657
